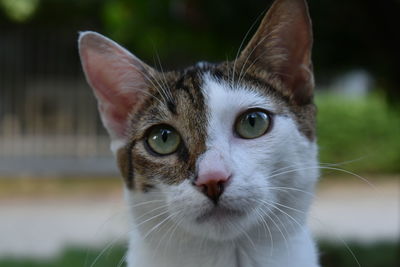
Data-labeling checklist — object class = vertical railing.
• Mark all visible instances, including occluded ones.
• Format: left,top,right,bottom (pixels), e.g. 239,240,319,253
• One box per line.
0,28,111,161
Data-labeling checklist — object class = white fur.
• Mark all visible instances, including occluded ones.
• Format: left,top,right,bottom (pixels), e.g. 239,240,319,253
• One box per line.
125,74,319,267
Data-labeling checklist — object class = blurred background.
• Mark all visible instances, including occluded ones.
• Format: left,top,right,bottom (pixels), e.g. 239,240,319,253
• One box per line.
0,0,399,266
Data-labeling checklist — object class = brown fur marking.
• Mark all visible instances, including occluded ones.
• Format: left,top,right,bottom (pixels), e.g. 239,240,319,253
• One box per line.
116,0,316,190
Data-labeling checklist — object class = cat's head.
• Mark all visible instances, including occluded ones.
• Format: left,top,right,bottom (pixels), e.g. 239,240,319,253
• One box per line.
79,0,318,241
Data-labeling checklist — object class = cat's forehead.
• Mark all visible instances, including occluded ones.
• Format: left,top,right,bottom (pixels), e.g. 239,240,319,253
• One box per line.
121,61,315,188
134,61,313,139
164,62,288,113
202,73,284,115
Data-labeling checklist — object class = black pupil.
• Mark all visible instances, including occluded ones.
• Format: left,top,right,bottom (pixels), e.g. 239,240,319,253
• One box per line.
248,113,256,127
161,129,169,142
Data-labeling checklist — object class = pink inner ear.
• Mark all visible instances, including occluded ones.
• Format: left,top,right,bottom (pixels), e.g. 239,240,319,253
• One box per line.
98,103,131,138
278,20,313,104
80,36,148,140
238,0,313,105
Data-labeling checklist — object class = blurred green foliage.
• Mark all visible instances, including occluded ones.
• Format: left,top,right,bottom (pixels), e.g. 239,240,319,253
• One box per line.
316,93,400,173
319,241,399,267
100,0,263,68
0,0,399,174
1,0,398,103
0,241,398,267
99,0,400,103
0,246,126,267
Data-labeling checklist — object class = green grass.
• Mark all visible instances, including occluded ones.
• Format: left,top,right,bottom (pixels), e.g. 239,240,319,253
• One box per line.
319,241,400,267
0,242,398,267
0,246,126,267
316,93,400,174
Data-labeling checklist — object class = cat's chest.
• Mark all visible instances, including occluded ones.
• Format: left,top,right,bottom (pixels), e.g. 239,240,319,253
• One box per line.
126,239,239,267
125,227,319,267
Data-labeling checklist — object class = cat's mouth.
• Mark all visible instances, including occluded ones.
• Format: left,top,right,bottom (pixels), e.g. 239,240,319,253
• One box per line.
195,206,245,223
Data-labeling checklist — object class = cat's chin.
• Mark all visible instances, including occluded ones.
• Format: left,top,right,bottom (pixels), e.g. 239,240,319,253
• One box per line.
176,204,258,241
195,205,245,224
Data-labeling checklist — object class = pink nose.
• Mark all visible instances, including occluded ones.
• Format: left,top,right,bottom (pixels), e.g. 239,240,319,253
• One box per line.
195,170,230,203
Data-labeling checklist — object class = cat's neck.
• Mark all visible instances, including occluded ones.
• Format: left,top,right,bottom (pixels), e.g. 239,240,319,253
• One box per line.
126,211,319,267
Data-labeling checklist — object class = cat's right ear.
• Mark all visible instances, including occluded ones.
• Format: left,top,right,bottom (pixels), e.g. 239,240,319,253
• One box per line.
78,31,154,151
238,0,314,105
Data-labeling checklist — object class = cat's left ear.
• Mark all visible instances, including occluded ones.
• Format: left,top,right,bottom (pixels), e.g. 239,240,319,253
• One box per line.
238,0,314,105
79,31,156,152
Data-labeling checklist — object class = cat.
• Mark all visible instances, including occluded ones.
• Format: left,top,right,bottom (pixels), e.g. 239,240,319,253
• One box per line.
78,0,319,266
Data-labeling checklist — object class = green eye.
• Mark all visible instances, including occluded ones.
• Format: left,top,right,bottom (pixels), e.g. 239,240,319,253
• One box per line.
235,109,271,139
147,125,181,155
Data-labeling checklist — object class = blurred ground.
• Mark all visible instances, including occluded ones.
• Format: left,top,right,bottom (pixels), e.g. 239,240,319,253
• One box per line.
0,177,126,258
310,175,399,242
0,175,398,258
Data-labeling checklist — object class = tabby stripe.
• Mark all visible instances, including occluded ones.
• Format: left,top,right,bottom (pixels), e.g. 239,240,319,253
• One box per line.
126,140,136,189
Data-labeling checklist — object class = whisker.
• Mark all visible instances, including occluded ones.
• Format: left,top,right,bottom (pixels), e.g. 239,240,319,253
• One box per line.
254,207,274,257
268,160,353,176
164,214,186,259
153,212,184,257
269,206,292,241
142,210,182,240
270,201,307,215
125,199,165,209
122,62,167,105
236,31,276,85
231,10,266,88
308,214,362,267
135,209,171,227
258,199,303,231
89,207,172,266
154,51,174,103
116,253,127,267
266,186,315,198
258,200,361,267
132,55,170,106
258,206,290,253
319,166,375,189
266,187,362,267
319,156,367,167
228,220,257,250
266,165,375,189
87,229,130,267
132,204,169,222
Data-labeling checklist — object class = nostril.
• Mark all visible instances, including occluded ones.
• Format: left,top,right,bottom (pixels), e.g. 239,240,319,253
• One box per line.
201,184,208,195
217,180,224,193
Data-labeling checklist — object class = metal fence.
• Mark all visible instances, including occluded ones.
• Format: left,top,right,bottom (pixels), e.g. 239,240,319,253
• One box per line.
0,28,116,176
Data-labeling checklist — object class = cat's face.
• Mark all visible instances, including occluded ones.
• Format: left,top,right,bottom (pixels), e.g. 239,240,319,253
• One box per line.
131,69,317,240
79,0,317,241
